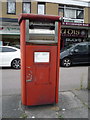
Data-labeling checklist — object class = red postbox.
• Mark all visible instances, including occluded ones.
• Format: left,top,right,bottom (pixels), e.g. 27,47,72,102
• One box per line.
18,14,61,106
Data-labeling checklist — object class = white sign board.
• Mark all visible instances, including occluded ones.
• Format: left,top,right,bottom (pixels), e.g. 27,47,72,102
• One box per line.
0,26,20,35
34,52,50,63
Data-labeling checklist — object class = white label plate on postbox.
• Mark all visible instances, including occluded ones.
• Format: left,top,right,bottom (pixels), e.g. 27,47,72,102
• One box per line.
34,52,50,63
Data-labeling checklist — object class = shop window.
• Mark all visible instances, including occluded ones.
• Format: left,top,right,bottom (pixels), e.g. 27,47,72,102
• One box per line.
22,2,31,13
38,3,45,15
7,0,16,14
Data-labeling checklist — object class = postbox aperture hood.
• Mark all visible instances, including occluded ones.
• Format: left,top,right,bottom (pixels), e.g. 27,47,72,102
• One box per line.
18,13,61,24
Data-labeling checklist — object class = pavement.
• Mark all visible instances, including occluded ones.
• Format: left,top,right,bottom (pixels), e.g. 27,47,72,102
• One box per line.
24,89,89,119
2,89,90,119
1,66,90,119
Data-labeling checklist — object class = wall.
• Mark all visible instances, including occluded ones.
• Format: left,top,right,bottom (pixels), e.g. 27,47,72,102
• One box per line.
31,1,37,14
1,1,59,19
1,0,89,23
1,0,22,19
46,3,58,15
84,7,90,23
88,7,90,23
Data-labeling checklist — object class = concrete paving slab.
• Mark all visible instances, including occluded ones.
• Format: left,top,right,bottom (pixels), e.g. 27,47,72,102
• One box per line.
58,91,84,110
72,90,88,105
25,105,58,118
2,95,24,118
23,91,88,118
58,106,88,118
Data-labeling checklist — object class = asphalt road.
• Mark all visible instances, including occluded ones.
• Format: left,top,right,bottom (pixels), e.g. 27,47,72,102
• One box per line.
2,68,21,95
60,66,88,91
1,65,89,95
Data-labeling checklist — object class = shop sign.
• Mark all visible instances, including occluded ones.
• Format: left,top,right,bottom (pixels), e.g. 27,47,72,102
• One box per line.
65,38,82,42
62,22,90,27
0,26,20,35
61,28,87,37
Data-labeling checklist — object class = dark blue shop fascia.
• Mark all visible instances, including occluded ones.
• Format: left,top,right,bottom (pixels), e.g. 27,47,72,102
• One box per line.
0,18,18,23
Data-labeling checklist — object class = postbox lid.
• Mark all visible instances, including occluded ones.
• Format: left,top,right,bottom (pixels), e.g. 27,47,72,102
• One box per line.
18,13,62,24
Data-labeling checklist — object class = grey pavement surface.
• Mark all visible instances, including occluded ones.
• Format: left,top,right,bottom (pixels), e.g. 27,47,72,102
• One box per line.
2,90,89,118
2,95,24,118
24,90,89,118
1,66,90,119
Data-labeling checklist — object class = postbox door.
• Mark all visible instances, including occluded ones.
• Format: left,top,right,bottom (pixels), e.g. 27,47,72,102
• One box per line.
26,45,57,105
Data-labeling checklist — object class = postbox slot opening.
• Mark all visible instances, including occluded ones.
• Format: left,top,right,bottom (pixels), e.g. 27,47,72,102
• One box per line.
25,20,58,44
29,22,55,30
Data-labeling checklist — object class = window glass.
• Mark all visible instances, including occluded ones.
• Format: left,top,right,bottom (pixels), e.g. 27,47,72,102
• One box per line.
64,9,76,18
38,3,45,15
77,10,84,19
59,8,64,17
7,0,16,14
23,2,31,13
75,45,87,53
2,47,17,52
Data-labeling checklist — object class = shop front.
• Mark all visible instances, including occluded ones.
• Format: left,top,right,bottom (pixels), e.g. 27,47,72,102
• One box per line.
0,22,20,47
61,22,90,49
0,21,90,50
